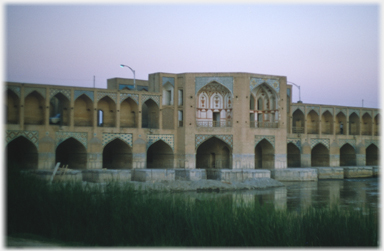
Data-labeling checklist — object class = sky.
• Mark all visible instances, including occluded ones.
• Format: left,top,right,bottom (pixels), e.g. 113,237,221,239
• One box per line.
4,3,380,108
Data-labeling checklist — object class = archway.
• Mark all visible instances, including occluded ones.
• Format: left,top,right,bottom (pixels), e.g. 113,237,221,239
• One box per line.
55,138,87,169
6,89,19,124
120,97,138,128
366,144,378,166
103,139,132,169
142,99,159,129
336,112,347,135
307,110,319,134
340,144,356,166
74,94,93,126
97,96,116,127
287,143,301,167
292,109,305,133
196,137,231,169
6,137,38,169
255,139,274,169
162,82,174,105
24,91,45,125
50,93,70,126
311,143,329,167
321,111,333,134
374,114,380,136
250,83,278,128
362,113,372,135
349,113,360,135
147,140,173,168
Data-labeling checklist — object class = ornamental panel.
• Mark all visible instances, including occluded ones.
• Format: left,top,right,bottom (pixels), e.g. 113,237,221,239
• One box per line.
74,90,94,101
56,131,88,149
310,138,330,149
250,77,280,94
255,135,275,148
349,108,360,117
97,91,117,103
7,86,21,98
321,107,333,116
162,77,175,87
195,134,233,149
307,106,320,116
50,88,71,100
339,139,356,149
6,130,39,148
142,94,160,106
147,134,174,150
120,93,139,105
195,77,234,94
365,140,379,148
102,133,132,147
292,106,305,115
287,138,301,151
24,87,46,99
335,108,347,117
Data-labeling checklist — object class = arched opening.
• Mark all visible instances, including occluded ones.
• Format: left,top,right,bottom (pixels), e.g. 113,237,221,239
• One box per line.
6,137,38,169
349,113,360,135
321,111,333,134
147,140,173,169
366,144,378,166
374,114,380,136
254,139,274,169
49,93,70,126
287,143,301,167
6,89,19,124
196,137,231,169
196,81,232,128
162,82,174,106
97,96,116,127
103,139,132,169
307,110,319,134
24,91,45,125
362,113,372,136
120,97,138,128
250,83,279,128
292,109,305,133
55,138,87,169
340,144,356,166
311,143,329,167
74,94,93,126
336,112,347,135
142,99,159,129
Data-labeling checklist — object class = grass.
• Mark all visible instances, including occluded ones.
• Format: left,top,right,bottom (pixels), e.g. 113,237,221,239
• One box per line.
6,169,378,247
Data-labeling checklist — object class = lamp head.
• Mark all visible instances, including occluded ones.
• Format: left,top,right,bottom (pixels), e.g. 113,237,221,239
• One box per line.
120,64,125,68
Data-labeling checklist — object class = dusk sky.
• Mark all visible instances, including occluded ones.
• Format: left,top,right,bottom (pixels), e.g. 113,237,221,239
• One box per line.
5,4,380,108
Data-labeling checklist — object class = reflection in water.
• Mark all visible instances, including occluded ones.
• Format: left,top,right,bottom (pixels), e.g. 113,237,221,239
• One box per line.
168,178,379,214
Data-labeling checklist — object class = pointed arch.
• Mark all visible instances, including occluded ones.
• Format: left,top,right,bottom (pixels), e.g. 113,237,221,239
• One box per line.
255,139,274,169
50,92,70,126
362,112,372,135
142,99,159,128
147,140,174,169
97,96,116,127
120,97,138,128
287,142,301,167
24,91,45,125
374,114,380,136
340,143,356,166
349,112,360,135
292,109,305,133
55,137,87,169
311,143,329,167
196,137,232,169
250,83,279,128
6,89,20,124
321,110,333,134
162,82,174,105
6,136,38,169
103,138,132,169
366,144,379,166
307,110,319,134
74,94,93,126
336,111,347,135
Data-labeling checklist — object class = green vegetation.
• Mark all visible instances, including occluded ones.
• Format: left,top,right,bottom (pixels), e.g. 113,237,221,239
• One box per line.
7,170,378,247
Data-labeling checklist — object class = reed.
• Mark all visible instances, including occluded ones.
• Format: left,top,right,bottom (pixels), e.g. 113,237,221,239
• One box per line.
7,170,378,247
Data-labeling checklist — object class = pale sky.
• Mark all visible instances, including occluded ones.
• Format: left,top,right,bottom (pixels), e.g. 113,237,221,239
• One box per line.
5,3,380,108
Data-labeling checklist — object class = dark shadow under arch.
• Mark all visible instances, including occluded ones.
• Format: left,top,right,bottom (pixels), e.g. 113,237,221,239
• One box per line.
287,143,301,167
340,143,356,166
147,140,173,168
255,139,274,169
196,137,232,169
56,138,87,169
103,139,132,169
6,137,38,169
311,143,329,167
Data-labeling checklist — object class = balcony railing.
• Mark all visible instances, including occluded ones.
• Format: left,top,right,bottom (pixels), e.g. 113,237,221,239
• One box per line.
250,121,279,128
196,120,232,128
292,127,304,133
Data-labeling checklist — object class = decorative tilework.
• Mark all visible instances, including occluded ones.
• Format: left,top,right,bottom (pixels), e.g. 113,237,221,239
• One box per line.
102,133,132,147
24,87,46,98
250,77,280,94
147,134,174,150
307,106,320,115
339,139,356,149
7,86,21,98
195,134,233,149
349,108,360,117
196,77,234,94
120,93,139,105
292,106,305,115
50,88,71,100
162,77,175,87
365,140,379,148
321,107,333,116
287,138,301,151
310,138,330,149
374,110,379,117
335,108,347,116
56,132,88,149
142,94,160,106
97,91,117,103
74,90,94,101
255,135,275,148
6,130,39,148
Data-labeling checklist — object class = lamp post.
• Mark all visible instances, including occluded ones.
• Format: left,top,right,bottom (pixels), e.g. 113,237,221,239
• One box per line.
287,81,302,103
120,64,136,90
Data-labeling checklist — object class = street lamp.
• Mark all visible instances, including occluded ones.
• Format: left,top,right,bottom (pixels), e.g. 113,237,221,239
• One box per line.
287,81,302,103
120,64,136,90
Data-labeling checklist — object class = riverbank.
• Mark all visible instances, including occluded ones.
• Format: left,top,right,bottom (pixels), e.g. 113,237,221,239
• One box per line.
82,177,285,192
